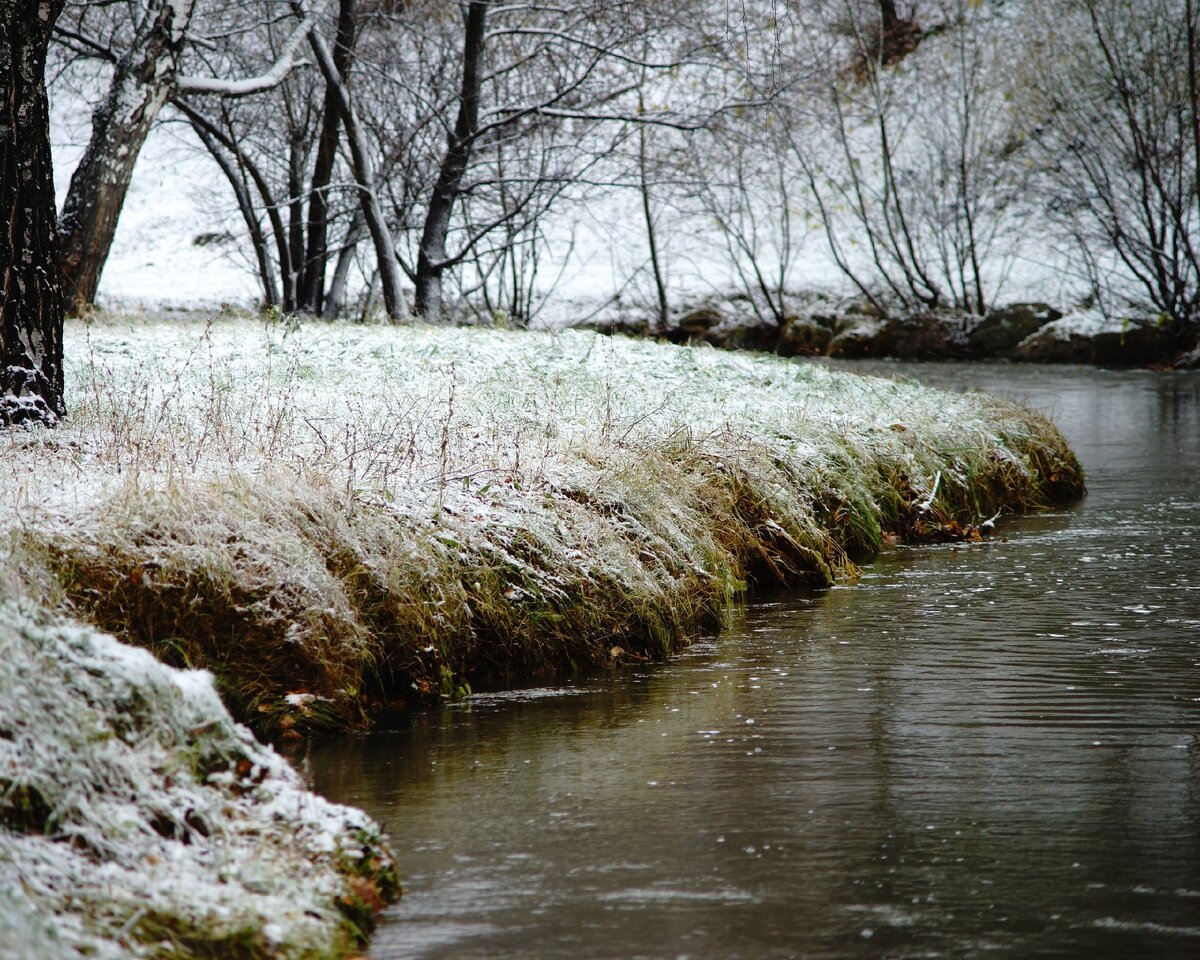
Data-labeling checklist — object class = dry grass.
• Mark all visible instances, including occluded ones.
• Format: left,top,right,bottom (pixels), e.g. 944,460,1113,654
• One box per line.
0,315,1084,734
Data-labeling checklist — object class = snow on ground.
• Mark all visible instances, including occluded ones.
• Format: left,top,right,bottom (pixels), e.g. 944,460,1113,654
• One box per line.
88,129,261,311
0,598,395,960
1,315,1051,527
1025,307,1142,341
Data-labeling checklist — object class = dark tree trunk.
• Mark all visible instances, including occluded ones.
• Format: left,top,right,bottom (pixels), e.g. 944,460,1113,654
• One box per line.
1,0,67,425
299,0,359,316
57,0,194,313
879,0,900,33
874,0,920,66
415,0,489,322
325,215,364,318
637,88,669,333
307,9,407,321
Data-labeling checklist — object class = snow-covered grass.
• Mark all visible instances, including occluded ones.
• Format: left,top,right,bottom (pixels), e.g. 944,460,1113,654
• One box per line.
0,598,397,960
0,315,1083,733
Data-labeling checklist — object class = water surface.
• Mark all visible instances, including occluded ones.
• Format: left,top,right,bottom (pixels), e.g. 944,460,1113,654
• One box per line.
311,363,1200,959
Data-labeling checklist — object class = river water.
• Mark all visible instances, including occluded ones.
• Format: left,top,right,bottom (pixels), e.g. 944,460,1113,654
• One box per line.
310,363,1200,960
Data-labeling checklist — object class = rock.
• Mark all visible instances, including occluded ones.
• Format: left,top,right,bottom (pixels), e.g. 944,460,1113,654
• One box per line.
1013,312,1177,366
828,316,890,358
593,315,650,338
776,318,832,356
968,303,1062,357
887,314,968,359
665,305,725,343
661,304,777,351
828,311,967,360
721,320,780,352
1090,320,1177,366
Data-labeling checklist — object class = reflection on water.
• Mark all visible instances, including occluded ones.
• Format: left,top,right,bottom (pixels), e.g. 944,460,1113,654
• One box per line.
310,364,1200,959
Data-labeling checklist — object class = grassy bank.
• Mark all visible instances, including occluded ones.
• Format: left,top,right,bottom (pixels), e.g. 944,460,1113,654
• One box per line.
0,599,398,960
0,316,1084,735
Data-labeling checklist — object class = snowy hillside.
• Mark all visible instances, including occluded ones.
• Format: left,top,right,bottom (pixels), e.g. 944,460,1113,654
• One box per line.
47,0,1083,322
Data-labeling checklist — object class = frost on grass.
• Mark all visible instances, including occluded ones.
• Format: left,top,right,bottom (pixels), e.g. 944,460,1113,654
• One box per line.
0,317,1084,732
0,599,397,960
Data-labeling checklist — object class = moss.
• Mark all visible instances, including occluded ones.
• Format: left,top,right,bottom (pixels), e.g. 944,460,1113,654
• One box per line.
132,914,271,960
0,779,54,835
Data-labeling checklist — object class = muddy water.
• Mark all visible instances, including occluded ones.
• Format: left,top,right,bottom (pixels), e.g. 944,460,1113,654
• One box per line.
310,363,1200,960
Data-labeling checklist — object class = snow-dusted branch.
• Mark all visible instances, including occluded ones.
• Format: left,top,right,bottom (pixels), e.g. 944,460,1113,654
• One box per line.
175,0,329,98
483,27,685,71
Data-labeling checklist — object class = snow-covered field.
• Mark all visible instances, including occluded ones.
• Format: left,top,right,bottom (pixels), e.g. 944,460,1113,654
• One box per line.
3,315,1071,525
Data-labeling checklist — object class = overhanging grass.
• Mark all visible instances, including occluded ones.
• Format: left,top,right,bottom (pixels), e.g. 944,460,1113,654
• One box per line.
0,317,1084,734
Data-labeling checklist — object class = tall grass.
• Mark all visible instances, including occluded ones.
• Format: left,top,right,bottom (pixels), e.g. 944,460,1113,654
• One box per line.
0,315,1084,734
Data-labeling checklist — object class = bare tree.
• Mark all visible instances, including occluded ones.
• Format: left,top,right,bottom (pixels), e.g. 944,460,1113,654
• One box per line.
303,0,407,320
169,0,404,319
786,0,1020,317
386,0,726,322
2,0,67,425
685,113,804,326
412,0,489,320
52,0,322,312
298,0,358,314
1025,0,1200,331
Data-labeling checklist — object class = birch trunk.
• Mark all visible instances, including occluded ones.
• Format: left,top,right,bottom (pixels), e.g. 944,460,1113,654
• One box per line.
57,0,195,312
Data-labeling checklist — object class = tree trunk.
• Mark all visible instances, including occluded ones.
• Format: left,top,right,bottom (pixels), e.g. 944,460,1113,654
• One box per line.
306,9,407,321
299,0,359,315
415,0,489,322
637,88,669,333
285,129,306,311
58,0,195,313
879,0,900,33
324,214,364,318
1,0,67,425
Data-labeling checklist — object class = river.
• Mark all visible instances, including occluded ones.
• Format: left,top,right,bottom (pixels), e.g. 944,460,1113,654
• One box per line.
309,362,1200,959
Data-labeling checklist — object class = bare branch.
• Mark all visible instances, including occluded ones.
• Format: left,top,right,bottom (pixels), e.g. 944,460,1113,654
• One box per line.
175,0,329,97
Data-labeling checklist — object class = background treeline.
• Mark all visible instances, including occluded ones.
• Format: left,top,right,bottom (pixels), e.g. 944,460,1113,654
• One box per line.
46,0,1200,335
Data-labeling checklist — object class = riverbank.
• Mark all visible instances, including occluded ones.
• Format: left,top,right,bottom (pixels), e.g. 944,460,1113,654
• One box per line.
584,294,1200,368
0,316,1083,738
0,599,398,960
